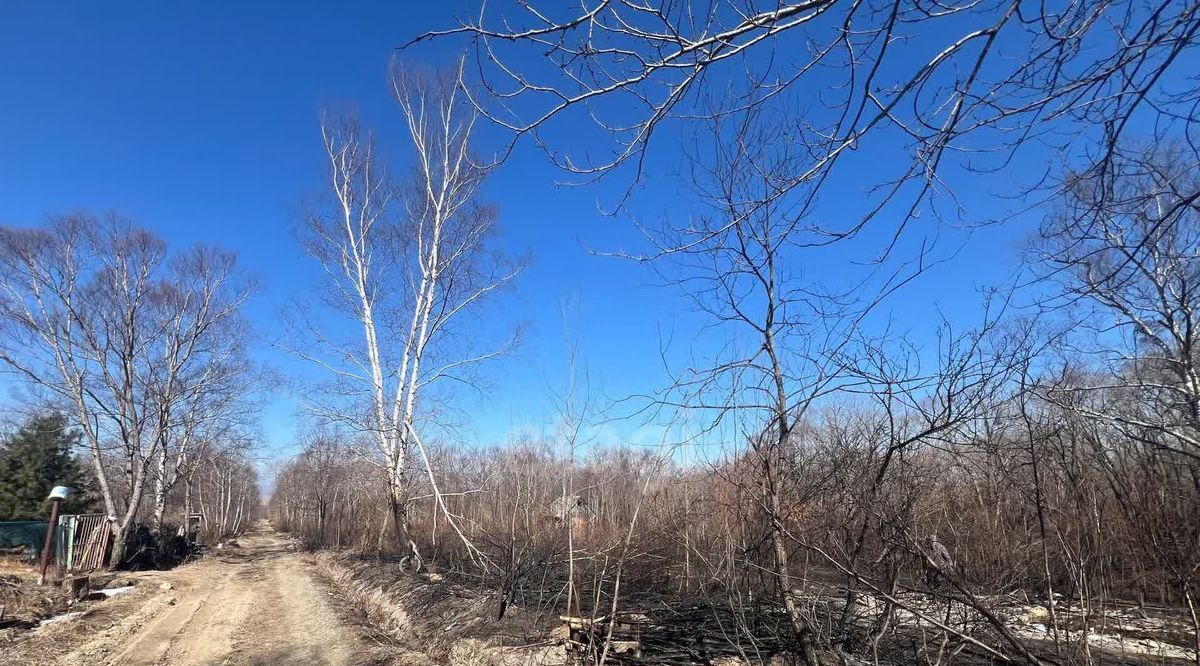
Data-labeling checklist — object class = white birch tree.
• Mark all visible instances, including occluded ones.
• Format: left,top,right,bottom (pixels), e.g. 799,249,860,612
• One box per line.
293,59,521,563
0,217,255,565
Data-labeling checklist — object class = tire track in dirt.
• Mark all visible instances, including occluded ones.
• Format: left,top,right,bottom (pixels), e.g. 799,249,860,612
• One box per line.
66,522,386,666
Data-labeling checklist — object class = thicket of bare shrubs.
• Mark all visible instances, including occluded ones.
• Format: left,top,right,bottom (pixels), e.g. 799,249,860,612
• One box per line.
270,135,1200,663
271,395,1200,661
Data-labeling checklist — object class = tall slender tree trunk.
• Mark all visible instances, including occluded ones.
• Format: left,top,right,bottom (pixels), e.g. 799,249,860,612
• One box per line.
388,477,411,554
152,445,169,531
764,292,820,665
766,440,820,665
109,464,148,569
183,474,193,524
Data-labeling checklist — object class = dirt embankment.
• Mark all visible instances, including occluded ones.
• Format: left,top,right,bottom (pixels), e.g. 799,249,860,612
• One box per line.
314,553,567,665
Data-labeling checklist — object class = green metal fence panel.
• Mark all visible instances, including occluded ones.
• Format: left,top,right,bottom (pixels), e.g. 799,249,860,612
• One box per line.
0,520,54,560
1,515,109,570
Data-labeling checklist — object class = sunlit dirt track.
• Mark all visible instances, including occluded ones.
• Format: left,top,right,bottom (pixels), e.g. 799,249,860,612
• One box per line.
5,522,392,666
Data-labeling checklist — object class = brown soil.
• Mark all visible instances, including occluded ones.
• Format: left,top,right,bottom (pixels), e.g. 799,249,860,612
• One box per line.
0,522,401,666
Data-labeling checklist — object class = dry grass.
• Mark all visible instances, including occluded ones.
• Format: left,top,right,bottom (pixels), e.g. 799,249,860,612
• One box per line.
0,557,37,580
314,552,568,665
0,572,71,633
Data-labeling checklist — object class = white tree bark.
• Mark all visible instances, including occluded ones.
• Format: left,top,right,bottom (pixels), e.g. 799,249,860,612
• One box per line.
294,59,520,564
0,219,254,566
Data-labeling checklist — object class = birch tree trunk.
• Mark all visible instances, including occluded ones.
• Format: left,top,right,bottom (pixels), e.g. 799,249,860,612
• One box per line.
0,218,255,568
294,59,520,566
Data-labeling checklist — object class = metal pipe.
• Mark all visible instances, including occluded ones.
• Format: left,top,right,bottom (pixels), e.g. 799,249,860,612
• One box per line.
38,499,62,584
38,486,71,585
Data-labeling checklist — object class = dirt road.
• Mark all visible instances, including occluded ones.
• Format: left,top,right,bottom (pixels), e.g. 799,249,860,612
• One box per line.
7,522,396,666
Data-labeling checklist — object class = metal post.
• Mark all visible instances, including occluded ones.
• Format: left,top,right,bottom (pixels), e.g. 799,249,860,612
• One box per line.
37,500,62,584
38,486,71,585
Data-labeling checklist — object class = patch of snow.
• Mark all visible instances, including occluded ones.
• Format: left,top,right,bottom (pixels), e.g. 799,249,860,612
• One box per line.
1085,630,1195,661
38,611,87,626
96,586,135,598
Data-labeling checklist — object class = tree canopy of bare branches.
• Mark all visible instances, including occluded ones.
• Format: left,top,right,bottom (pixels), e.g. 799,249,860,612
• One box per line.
289,60,523,564
412,0,1199,265
0,215,258,565
1037,144,1200,462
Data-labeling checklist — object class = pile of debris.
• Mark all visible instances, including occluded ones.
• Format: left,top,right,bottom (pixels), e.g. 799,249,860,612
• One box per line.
119,525,194,570
559,607,801,665
0,572,70,633
1,570,141,639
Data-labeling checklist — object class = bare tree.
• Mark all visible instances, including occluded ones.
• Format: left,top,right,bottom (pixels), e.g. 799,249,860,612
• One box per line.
623,105,881,664
412,1,1198,251
1037,144,1200,461
1033,144,1200,637
291,59,522,564
192,438,261,542
0,216,255,565
148,249,259,530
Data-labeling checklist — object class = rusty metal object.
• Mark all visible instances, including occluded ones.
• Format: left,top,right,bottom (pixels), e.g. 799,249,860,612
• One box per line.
37,490,67,584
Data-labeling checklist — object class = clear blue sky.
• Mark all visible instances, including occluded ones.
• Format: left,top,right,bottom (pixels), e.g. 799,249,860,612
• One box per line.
0,3,1037,462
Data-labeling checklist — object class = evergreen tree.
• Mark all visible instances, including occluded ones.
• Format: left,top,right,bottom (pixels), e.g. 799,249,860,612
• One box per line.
0,413,97,520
